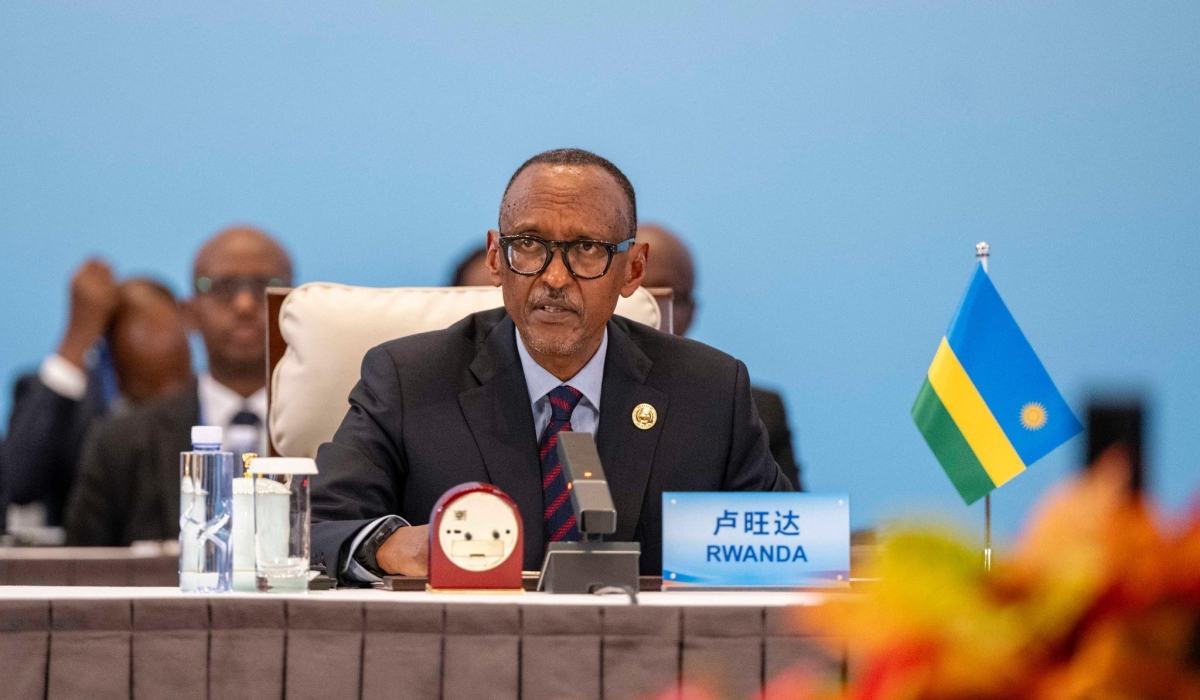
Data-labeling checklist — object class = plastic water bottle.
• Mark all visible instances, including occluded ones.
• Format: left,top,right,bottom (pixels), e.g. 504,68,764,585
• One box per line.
180,426,234,593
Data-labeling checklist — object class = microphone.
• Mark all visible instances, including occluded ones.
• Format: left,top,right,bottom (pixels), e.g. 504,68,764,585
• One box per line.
538,432,640,594
556,432,616,536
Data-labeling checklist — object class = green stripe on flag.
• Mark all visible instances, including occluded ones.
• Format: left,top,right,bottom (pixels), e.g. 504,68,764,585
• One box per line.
912,378,996,504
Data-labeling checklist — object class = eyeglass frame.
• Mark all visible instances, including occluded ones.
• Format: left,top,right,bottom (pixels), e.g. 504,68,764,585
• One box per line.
497,234,636,280
194,275,287,302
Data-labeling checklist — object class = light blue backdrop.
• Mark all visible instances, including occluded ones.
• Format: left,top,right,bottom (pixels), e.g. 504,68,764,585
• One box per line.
2,2,1197,540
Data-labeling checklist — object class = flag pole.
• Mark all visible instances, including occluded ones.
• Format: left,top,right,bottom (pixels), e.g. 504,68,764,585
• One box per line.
975,241,992,572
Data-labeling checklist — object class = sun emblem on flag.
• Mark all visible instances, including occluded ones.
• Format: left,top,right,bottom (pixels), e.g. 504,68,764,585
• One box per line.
1020,402,1048,430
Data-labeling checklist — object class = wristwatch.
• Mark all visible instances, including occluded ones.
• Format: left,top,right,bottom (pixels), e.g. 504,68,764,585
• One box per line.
354,517,406,577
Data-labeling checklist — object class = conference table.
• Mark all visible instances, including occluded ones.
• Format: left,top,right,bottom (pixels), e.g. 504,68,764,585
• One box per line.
0,583,848,700
0,545,863,700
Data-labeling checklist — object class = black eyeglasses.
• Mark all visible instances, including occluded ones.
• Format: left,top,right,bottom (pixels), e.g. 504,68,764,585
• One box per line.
498,235,634,280
195,276,286,302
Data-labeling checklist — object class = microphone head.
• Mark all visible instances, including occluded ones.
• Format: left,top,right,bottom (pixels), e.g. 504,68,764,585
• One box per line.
555,432,617,535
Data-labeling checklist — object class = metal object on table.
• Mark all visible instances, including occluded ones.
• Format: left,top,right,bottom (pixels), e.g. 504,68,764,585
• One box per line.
537,433,640,594
378,574,664,592
976,241,993,572
426,482,524,593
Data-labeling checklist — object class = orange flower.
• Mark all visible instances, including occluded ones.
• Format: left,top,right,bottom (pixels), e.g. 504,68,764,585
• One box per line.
785,450,1200,700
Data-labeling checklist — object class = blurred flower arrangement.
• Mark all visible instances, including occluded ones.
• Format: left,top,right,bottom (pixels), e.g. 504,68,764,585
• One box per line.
788,450,1200,700
652,451,1200,700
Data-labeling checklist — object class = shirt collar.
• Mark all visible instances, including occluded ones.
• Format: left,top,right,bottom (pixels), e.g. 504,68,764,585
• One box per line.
514,325,607,411
197,373,267,428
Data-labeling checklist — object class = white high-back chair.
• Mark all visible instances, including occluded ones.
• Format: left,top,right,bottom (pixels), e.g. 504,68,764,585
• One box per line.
267,284,665,458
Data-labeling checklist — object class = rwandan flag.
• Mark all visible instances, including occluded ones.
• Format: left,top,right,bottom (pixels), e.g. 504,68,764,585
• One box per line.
912,263,1082,505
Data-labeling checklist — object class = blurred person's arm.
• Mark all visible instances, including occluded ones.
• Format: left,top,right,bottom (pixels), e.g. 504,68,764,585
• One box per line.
53,259,119,378
1,261,118,512
2,374,88,507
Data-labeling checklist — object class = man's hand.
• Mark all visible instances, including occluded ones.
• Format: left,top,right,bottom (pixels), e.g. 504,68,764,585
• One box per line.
57,259,120,369
375,524,430,576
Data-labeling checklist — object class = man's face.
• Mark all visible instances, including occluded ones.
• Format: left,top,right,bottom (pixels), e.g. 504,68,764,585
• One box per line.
188,235,291,375
636,226,696,336
486,164,646,363
110,298,192,403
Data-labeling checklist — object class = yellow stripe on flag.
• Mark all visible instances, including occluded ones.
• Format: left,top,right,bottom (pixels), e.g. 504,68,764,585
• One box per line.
927,338,1026,487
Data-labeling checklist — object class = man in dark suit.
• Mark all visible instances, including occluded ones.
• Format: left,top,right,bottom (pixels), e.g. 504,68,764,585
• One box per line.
63,387,199,545
635,224,803,489
312,148,790,583
2,263,193,532
64,226,293,545
450,228,802,489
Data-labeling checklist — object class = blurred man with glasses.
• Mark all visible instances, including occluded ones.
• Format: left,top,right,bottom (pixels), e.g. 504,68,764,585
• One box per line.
65,226,293,545
185,227,291,460
311,148,789,584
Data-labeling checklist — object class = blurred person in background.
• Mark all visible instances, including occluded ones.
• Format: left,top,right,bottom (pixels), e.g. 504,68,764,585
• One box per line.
65,225,293,545
449,231,803,489
636,224,802,490
449,246,493,286
0,441,5,537
1,260,192,540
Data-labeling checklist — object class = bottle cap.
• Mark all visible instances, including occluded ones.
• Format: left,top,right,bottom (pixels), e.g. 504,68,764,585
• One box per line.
191,425,223,446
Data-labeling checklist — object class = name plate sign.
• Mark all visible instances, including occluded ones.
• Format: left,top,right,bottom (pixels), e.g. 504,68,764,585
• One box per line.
661,492,850,589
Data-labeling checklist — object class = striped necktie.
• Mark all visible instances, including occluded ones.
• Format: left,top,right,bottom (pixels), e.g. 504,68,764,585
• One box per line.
539,385,584,545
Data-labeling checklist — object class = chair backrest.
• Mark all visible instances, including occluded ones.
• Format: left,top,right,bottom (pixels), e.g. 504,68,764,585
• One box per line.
268,284,664,458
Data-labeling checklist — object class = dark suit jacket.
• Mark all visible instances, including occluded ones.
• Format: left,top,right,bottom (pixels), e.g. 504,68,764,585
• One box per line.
750,387,802,491
64,382,199,546
1,373,107,526
312,308,791,579
0,438,6,534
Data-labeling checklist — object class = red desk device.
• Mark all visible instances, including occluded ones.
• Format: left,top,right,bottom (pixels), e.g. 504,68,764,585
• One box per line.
427,482,523,592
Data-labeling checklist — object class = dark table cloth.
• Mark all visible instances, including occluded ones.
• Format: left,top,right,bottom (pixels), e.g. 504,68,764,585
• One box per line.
0,588,846,700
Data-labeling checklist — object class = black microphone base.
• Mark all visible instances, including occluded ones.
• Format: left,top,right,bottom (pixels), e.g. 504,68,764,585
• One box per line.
537,541,641,594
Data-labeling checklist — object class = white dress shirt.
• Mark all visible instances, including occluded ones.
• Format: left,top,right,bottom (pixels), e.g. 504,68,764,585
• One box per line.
41,357,268,453
38,354,88,401
515,326,606,440
197,373,268,455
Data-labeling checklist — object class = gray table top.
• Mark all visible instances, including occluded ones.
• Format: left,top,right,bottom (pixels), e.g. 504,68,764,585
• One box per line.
0,585,843,607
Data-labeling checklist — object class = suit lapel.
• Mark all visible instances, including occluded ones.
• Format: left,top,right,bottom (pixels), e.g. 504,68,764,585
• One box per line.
596,321,668,542
457,315,545,567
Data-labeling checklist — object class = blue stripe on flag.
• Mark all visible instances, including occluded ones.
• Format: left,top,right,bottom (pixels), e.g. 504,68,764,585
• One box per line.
945,264,1082,465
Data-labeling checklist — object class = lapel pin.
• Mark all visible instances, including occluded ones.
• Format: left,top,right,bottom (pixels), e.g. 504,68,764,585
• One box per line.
632,403,657,430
